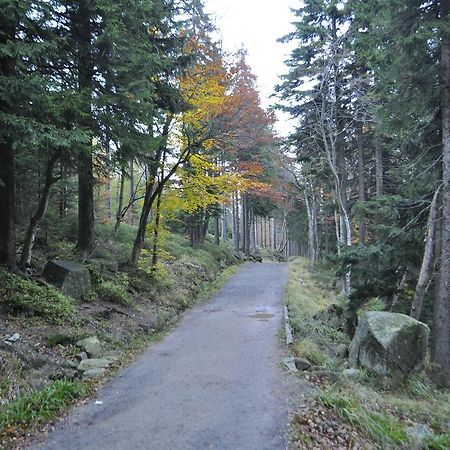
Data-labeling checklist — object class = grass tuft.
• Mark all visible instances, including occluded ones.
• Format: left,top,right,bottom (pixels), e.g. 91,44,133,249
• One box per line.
319,389,408,446
0,380,85,437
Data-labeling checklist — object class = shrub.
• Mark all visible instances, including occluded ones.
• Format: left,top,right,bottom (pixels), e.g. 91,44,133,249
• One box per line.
0,269,74,323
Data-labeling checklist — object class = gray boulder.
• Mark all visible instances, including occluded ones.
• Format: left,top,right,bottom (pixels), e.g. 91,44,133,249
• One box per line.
76,337,103,358
77,358,110,372
102,350,123,363
82,368,106,381
294,357,312,371
349,311,429,379
43,260,91,300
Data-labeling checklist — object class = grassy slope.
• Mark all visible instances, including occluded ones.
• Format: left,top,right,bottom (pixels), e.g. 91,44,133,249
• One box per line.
285,258,450,450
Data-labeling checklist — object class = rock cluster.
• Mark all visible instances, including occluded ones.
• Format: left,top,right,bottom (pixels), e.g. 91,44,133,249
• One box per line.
74,336,123,381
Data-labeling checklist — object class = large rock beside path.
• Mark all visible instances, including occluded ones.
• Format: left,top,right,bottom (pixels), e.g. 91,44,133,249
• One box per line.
349,311,429,379
43,260,91,300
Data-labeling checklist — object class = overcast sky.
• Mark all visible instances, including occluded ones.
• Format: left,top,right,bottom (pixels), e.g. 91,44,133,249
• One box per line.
203,0,298,136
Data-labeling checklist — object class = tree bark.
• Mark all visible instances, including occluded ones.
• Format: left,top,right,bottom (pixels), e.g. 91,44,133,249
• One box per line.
129,159,135,225
214,215,220,245
0,19,17,270
357,126,366,245
20,153,61,269
434,2,450,386
75,1,95,259
411,187,440,319
151,190,163,268
114,166,126,235
375,137,383,196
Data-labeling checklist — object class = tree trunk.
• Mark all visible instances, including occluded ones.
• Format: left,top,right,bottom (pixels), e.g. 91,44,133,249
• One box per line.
357,126,366,245
434,4,450,386
214,215,220,245
151,190,163,268
221,205,227,240
20,153,61,269
75,1,95,259
130,117,184,265
411,187,440,319
129,159,135,225
233,194,240,253
114,166,126,235
0,20,17,270
375,137,383,196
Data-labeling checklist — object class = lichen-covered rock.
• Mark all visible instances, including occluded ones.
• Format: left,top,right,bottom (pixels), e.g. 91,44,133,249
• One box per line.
82,368,106,381
43,260,91,300
76,337,103,358
349,311,429,379
77,358,110,372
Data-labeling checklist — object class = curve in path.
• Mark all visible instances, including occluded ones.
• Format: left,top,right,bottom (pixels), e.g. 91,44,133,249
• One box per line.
31,262,298,450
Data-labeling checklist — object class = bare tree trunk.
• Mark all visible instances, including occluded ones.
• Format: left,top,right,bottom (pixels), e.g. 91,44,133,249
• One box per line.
273,218,277,249
375,137,383,197
244,195,250,256
305,189,316,265
129,159,135,225
214,215,220,245
20,153,61,269
411,187,440,319
0,19,17,270
357,126,366,245
114,166,126,235
233,194,240,253
221,205,227,240
131,116,183,265
434,6,450,386
151,190,163,268
75,0,95,259
59,163,67,218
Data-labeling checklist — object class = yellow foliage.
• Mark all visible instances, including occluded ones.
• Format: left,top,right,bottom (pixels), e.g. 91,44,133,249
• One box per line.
162,154,248,215
177,43,229,151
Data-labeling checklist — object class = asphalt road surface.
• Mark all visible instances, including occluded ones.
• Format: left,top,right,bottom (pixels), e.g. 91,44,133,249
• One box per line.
30,262,301,450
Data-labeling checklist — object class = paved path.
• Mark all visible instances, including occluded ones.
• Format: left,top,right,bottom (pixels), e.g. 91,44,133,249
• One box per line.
31,263,298,450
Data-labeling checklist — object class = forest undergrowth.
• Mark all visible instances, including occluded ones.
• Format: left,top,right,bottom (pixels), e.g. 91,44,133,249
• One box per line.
0,223,239,448
285,259,450,450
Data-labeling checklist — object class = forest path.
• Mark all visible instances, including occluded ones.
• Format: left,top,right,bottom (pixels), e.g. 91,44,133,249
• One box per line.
30,263,308,450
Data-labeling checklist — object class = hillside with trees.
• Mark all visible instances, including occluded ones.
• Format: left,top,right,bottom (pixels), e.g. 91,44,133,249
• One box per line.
1,0,450,447
276,0,450,387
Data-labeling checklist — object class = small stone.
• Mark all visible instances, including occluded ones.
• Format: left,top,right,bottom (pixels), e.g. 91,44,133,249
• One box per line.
77,351,88,361
283,357,298,372
406,424,433,441
78,358,110,372
6,333,20,343
63,359,79,369
294,357,312,371
82,368,106,381
335,344,348,358
76,337,103,358
343,368,363,379
102,350,123,363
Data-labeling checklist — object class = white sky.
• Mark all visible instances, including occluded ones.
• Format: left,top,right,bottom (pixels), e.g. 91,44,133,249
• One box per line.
203,0,298,136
